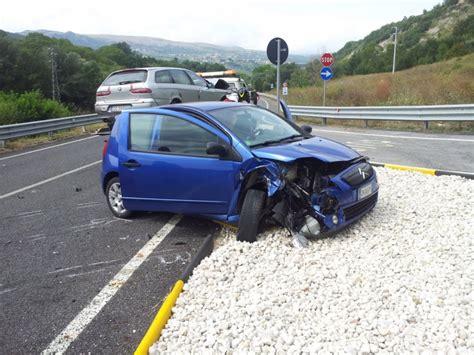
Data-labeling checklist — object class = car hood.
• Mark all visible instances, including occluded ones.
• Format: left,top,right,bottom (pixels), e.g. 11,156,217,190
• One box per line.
251,136,360,163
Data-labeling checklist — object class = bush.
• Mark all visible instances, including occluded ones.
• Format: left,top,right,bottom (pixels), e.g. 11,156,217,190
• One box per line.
0,91,72,125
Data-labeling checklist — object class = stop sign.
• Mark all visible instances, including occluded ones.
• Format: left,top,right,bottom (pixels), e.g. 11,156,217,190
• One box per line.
320,53,334,67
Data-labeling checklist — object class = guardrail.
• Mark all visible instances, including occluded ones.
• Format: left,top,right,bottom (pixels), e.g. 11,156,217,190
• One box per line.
1,102,473,147
0,114,103,147
288,104,474,128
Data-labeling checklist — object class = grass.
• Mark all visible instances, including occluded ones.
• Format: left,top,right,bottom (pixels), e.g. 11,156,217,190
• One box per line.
0,123,106,153
282,54,474,133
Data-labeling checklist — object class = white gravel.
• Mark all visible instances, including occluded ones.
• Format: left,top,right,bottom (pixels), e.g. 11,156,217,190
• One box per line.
151,168,474,354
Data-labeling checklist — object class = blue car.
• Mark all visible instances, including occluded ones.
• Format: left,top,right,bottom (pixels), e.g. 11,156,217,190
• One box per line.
101,102,378,243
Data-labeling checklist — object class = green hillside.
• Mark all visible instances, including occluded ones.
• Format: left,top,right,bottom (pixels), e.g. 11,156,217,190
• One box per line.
284,53,474,107
333,0,474,75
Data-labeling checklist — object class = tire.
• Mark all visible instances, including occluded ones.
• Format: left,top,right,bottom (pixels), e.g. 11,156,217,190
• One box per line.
236,189,266,243
106,177,132,218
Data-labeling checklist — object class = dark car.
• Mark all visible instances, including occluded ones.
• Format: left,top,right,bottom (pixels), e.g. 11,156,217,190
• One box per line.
101,102,378,244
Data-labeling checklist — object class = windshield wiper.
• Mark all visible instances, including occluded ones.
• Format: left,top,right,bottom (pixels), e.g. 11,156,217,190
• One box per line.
118,80,143,85
250,134,305,148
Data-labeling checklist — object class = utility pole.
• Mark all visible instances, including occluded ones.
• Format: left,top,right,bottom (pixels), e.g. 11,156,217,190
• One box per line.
50,48,61,102
392,26,398,74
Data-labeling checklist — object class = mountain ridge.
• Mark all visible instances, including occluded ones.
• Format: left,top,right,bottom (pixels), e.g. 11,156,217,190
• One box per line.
18,30,311,72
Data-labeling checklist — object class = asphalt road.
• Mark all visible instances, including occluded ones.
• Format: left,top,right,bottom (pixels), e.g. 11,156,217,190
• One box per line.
1,119,472,353
0,136,219,354
257,95,473,172
311,126,474,172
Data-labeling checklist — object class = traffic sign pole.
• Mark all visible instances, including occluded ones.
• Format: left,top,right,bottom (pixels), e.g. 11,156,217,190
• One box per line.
276,39,281,115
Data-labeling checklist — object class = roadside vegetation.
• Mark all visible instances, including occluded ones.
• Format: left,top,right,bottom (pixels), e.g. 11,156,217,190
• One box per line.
0,31,226,125
284,54,474,107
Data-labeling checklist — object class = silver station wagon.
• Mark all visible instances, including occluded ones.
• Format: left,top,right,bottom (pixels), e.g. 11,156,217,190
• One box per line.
95,67,230,116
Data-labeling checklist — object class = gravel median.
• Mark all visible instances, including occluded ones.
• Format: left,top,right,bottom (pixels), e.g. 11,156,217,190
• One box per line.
152,168,474,353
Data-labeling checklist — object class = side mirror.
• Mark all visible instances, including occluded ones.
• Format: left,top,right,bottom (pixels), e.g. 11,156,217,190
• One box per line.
301,125,312,134
206,142,228,157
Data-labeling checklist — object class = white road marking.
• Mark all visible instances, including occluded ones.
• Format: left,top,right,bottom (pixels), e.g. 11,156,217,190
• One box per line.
260,98,270,109
76,202,101,209
27,233,45,239
0,288,17,295
88,259,121,267
29,236,47,242
48,265,83,274
66,268,108,279
0,160,101,200
0,136,99,161
18,210,44,216
315,129,474,142
42,214,182,354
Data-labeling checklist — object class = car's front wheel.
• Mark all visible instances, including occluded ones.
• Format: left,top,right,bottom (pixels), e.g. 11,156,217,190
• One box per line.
106,177,132,218
236,189,266,243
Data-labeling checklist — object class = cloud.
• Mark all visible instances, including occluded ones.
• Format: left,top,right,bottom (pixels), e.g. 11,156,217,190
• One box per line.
1,0,442,55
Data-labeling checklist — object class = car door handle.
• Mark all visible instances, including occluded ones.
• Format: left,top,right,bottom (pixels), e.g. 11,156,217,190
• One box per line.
122,160,141,168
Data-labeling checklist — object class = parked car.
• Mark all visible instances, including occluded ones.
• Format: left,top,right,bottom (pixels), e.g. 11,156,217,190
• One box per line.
95,67,229,117
101,102,378,244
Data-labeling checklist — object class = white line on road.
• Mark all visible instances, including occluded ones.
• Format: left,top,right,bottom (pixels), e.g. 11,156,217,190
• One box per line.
42,214,183,354
0,160,101,200
260,98,270,109
0,136,99,161
0,288,17,296
315,129,474,142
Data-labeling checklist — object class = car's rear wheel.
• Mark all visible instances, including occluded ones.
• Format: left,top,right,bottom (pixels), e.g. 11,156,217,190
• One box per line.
106,177,132,218
236,189,266,243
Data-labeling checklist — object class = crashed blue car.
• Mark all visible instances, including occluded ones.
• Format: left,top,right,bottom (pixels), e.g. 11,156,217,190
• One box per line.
101,102,378,243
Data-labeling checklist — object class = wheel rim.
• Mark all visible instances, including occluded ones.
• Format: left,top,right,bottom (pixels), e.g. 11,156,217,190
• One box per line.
108,182,126,214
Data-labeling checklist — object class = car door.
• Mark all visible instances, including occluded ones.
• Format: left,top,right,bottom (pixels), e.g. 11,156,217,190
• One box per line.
169,69,198,102
118,110,239,215
185,70,227,101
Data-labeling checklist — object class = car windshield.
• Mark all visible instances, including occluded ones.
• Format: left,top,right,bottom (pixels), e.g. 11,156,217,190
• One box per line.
209,106,303,147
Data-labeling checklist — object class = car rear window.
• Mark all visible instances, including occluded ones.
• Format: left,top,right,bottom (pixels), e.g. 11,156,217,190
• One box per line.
103,70,148,86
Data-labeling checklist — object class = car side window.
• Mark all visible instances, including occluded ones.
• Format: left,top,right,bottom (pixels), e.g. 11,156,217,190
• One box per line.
186,71,208,87
155,70,173,84
170,70,193,85
129,113,219,156
129,114,156,151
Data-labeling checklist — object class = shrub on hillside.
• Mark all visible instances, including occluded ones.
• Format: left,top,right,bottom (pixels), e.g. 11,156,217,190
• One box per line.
0,91,72,125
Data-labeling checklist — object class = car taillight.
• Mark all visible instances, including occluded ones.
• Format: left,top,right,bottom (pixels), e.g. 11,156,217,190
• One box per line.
96,88,111,96
130,88,152,94
102,140,109,158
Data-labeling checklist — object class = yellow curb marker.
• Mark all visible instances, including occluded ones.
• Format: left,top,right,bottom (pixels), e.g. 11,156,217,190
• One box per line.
135,280,184,355
382,163,436,175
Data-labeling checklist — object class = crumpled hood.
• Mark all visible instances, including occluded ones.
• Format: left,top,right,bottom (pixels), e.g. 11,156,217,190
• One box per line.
252,136,360,163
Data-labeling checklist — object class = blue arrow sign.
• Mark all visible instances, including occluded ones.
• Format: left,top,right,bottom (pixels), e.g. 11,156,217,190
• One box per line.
320,67,333,81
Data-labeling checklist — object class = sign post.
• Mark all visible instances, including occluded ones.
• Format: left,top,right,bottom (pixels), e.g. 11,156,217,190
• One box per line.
320,53,334,107
282,81,288,96
267,37,289,115
320,53,334,124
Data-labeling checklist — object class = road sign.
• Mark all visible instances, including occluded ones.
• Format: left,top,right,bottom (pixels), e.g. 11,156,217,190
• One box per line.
320,67,333,81
282,86,288,96
266,37,289,65
320,53,334,67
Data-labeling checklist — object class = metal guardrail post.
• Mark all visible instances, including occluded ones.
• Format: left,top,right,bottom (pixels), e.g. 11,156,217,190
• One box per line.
0,140,5,148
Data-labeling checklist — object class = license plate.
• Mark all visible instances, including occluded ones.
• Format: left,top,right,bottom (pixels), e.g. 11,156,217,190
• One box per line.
358,183,372,200
109,105,131,112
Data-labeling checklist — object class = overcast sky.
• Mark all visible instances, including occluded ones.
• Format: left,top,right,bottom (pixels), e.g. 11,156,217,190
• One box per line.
1,0,442,54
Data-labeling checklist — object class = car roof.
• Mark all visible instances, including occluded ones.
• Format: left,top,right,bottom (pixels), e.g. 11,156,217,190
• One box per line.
111,67,191,74
159,101,250,112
